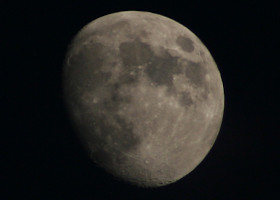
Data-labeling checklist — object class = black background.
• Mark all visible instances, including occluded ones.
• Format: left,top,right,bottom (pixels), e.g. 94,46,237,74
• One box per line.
2,0,279,199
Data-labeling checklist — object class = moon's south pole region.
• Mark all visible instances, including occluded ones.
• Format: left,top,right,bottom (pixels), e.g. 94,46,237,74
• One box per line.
63,11,224,187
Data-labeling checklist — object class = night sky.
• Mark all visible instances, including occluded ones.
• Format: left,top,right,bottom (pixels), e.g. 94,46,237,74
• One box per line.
3,1,279,199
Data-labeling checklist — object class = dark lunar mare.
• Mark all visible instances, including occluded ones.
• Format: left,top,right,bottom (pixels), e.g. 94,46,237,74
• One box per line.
183,61,206,87
119,36,208,107
176,36,195,53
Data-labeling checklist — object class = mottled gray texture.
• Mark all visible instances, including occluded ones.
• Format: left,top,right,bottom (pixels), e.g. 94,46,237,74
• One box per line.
63,11,224,187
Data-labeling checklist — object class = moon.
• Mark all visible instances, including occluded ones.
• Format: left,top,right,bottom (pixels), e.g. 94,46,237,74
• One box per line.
62,11,224,187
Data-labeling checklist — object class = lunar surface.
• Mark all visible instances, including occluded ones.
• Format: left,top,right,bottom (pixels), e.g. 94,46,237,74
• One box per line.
62,11,224,187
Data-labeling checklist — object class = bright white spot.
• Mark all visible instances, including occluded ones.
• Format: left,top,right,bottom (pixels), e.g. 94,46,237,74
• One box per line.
206,112,214,118
93,97,99,103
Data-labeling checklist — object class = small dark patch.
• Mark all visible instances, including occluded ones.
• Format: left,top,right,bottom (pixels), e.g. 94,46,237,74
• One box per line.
118,71,139,85
111,83,132,105
91,147,112,167
184,61,205,87
176,36,194,53
145,50,181,88
179,92,193,107
119,39,153,66
102,82,132,111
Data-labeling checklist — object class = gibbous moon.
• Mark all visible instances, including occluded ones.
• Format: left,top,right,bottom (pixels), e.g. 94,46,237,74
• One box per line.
62,11,224,187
